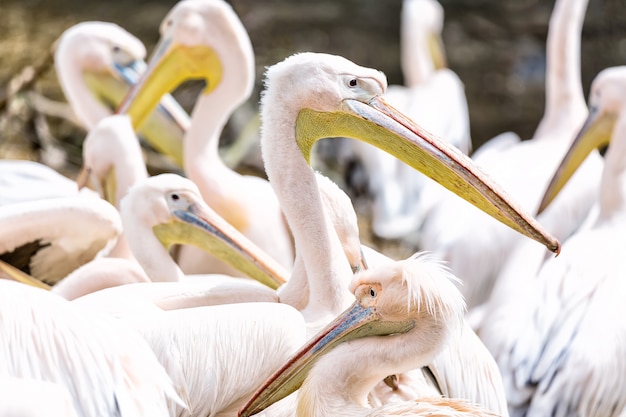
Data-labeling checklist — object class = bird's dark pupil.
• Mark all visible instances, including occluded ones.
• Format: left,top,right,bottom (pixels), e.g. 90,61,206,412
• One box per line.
172,194,180,201
349,79,357,87
370,288,376,297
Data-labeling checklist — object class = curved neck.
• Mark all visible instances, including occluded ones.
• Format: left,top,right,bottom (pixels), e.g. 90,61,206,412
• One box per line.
261,105,354,325
122,218,184,282
114,143,149,209
55,57,111,129
183,84,240,204
533,0,589,139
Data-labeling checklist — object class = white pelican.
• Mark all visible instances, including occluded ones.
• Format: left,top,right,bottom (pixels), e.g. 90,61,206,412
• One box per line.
344,0,471,240
254,51,560,414
418,0,601,310
0,280,181,416
239,254,498,417
73,51,558,417
0,171,289,299
477,66,626,417
119,173,288,287
77,113,149,259
117,0,295,277
54,21,189,166
0,196,121,284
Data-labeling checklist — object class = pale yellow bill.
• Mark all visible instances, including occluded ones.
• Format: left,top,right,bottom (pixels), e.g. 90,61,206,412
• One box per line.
153,201,288,290
0,259,52,290
537,106,615,215
117,36,222,132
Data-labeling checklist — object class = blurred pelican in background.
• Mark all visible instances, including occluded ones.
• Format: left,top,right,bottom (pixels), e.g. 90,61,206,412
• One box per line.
0,279,181,416
478,66,626,417
343,0,471,240
117,0,295,277
418,0,601,310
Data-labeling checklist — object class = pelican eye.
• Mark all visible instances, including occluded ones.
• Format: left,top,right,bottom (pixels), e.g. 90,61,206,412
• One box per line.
348,79,358,87
112,45,121,53
171,193,180,201
369,287,377,298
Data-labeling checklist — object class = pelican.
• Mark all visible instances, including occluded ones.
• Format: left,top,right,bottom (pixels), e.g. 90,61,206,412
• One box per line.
77,114,149,259
72,51,557,417
117,0,295,277
0,171,289,298
476,66,626,417
54,21,189,166
252,51,559,414
239,254,498,417
418,0,601,310
0,196,121,284
0,280,181,416
344,0,472,240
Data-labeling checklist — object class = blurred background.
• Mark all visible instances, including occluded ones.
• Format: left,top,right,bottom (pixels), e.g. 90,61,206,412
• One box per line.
0,0,625,254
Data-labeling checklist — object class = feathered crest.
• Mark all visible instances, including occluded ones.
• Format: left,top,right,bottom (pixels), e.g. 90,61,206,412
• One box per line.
401,251,465,323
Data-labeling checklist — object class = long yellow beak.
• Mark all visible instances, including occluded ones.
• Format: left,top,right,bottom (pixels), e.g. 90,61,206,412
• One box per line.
238,300,415,416
296,96,560,254
537,106,615,215
428,32,447,70
152,200,288,290
117,36,222,132
0,259,52,290
84,59,189,167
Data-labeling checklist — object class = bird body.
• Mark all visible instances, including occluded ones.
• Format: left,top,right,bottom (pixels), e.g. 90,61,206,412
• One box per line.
0,280,180,417
0,160,96,206
0,196,121,284
345,0,471,239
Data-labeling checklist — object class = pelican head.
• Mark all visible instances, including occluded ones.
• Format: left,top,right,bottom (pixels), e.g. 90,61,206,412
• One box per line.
262,52,560,254
77,114,145,207
538,66,625,213
239,253,466,416
55,22,147,128
118,0,254,130
120,174,288,288
55,21,189,166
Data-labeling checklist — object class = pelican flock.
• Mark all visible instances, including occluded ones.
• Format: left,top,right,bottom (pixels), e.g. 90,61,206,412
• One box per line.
0,0,623,416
